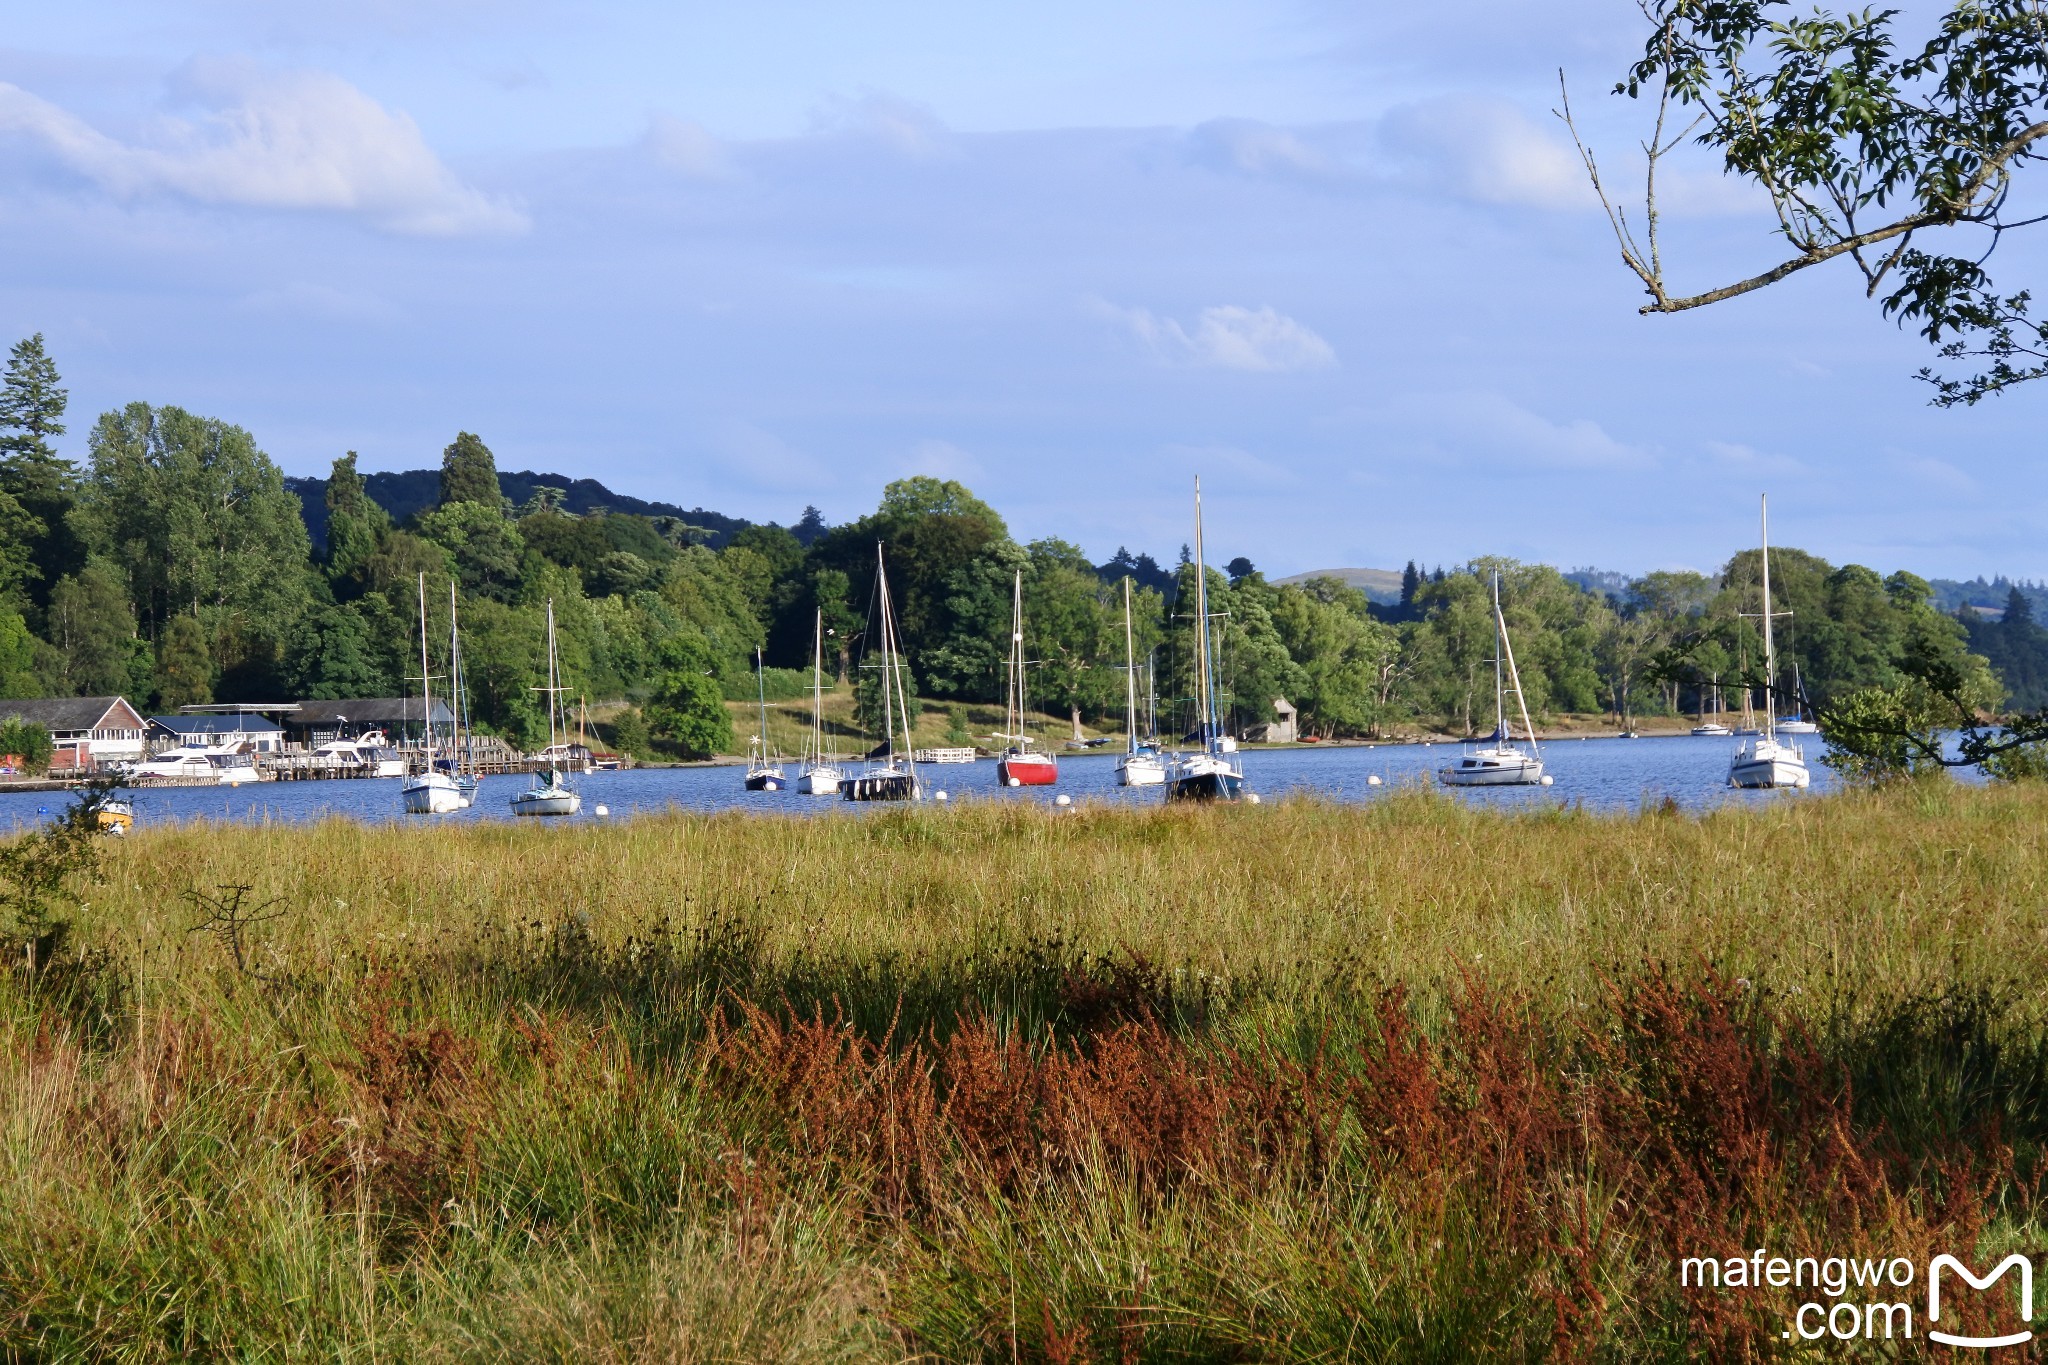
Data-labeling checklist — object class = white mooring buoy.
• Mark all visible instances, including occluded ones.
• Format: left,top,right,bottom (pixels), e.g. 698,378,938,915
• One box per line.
1245,792,1261,804
594,804,610,817
1367,774,1382,787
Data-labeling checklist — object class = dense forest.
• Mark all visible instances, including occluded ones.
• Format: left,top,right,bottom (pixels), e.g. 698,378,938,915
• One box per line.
0,334,2032,755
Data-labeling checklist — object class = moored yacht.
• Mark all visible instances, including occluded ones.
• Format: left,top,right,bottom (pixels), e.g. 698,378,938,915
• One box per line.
401,572,463,815
840,544,921,802
1440,571,1546,787
1167,478,1248,802
1115,578,1165,787
125,744,259,785
1728,496,1810,790
994,571,1057,787
743,647,787,791
511,599,583,816
797,609,845,795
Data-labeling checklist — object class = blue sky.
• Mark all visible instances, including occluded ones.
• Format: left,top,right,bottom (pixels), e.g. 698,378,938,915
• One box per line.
1,1,2040,581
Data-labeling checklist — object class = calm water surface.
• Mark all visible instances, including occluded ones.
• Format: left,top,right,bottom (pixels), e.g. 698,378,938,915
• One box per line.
0,733,1844,831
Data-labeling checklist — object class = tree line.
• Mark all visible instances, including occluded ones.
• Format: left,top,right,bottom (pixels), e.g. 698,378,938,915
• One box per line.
0,335,2028,760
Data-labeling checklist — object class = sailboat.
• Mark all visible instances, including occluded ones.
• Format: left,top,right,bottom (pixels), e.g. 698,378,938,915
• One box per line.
1778,662,1821,734
1166,478,1246,802
1115,577,1165,786
401,572,464,814
446,580,479,808
995,571,1057,787
798,609,845,794
1439,571,1546,786
510,599,583,816
743,648,787,791
839,544,921,801
1729,496,1811,789
1691,671,1733,736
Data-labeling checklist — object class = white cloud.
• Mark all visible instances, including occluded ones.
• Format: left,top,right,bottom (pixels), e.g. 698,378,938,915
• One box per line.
1701,439,1806,477
807,91,957,160
645,115,727,178
1186,118,1334,179
1433,392,1651,470
1379,96,1592,210
1109,302,1337,372
1888,452,1977,495
0,60,525,235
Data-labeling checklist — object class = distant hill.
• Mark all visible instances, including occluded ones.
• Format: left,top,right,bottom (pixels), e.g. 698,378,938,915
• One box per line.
1274,567,1405,604
285,469,755,552
1930,576,2048,619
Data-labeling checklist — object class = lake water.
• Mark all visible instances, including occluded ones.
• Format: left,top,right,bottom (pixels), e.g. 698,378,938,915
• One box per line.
0,733,1846,831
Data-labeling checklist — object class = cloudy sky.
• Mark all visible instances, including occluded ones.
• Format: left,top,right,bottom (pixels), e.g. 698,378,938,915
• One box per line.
2,1,2040,580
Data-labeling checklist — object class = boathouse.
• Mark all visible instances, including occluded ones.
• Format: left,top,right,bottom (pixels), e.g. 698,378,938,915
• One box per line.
286,698,454,748
148,711,288,754
0,696,149,770
1243,697,1299,744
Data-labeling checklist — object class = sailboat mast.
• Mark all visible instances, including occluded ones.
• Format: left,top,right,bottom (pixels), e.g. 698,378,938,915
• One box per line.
812,608,824,764
448,579,469,775
416,573,436,768
755,647,770,762
1759,495,1777,743
544,599,561,770
1192,478,1214,753
1123,577,1139,755
1492,571,1506,740
1011,570,1025,747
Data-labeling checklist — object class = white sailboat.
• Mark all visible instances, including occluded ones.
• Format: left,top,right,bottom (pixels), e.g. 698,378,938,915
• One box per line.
1167,478,1246,802
1777,662,1821,734
1115,576,1165,786
511,599,583,816
743,648,787,791
798,609,845,794
1691,670,1733,736
839,544,921,801
1440,571,1546,787
401,572,464,814
1729,496,1811,790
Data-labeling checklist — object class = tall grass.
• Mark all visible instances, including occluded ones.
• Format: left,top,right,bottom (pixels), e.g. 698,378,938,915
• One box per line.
2,783,2044,1360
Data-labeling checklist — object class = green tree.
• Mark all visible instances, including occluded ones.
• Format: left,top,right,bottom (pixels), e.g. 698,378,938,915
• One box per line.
854,657,922,740
1024,538,1122,738
416,500,526,603
46,560,139,696
1270,577,1402,736
1578,2,2048,403
608,705,651,759
0,611,39,698
0,335,71,500
439,431,502,509
324,451,391,596
284,602,394,699
75,404,313,694
155,614,213,708
645,634,733,758
0,488,44,606
0,717,53,775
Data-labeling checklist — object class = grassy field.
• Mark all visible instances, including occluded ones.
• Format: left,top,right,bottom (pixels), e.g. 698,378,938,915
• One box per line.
3,782,2046,1359
722,688,1114,760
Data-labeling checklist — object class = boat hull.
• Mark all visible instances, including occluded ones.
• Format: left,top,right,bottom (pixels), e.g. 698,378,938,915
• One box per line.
798,766,843,795
96,802,134,834
401,773,464,814
511,778,581,816
1728,736,1810,789
996,753,1057,786
840,770,919,801
1117,754,1166,786
1439,747,1544,786
744,769,786,792
1691,725,1732,737
1167,768,1243,802
1776,719,1821,735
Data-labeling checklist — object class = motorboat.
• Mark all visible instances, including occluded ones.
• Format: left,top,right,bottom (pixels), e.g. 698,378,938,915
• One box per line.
125,744,259,785
1440,573,1546,788
1691,723,1733,737
96,798,134,834
1117,617,1166,786
994,570,1057,788
310,734,407,777
1728,496,1810,790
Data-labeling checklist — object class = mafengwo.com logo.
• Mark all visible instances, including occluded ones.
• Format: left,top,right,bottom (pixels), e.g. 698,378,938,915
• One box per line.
1680,1249,2036,1347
